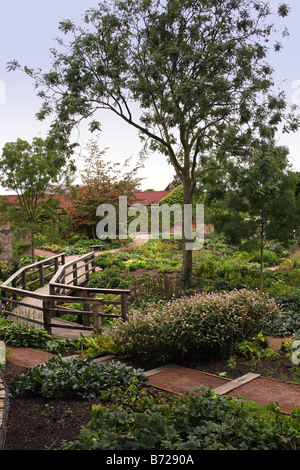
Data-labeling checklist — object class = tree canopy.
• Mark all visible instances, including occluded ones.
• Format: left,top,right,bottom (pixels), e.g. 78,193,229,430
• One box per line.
68,141,143,237
8,0,299,281
0,137,75,260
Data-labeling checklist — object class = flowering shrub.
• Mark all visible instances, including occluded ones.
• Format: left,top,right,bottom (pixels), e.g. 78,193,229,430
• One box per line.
111,289,281,363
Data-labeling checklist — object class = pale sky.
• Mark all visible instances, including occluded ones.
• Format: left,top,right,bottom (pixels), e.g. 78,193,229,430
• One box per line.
1,0,300,193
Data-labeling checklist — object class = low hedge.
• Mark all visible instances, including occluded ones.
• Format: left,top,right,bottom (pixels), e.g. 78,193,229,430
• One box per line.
111,289,281,363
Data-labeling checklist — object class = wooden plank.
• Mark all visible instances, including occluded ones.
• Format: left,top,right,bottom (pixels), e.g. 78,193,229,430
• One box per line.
93,355,117,363
213,373,261,396
145,364,179,377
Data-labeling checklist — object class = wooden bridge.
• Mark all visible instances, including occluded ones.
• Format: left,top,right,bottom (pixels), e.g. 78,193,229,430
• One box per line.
0,252,130,339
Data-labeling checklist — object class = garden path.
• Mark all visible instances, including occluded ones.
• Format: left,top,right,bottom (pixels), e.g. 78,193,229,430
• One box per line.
4,348,300,415
15,235,152,339
11,255,94,339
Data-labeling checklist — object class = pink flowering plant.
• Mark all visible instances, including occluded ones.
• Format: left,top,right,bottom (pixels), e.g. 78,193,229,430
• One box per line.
111,289,281,363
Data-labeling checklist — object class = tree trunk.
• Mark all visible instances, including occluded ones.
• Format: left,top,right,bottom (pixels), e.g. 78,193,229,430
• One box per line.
259,208,264,291
30,229,35,263
181,180,194,284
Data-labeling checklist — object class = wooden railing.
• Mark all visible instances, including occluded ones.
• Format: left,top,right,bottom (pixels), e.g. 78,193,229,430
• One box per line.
3,253,66,295
49,252,130,326
0,252,130,335
0,285,104,334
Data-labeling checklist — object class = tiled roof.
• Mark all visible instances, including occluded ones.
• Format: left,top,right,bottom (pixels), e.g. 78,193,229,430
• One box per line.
0,190,172,209
133,191,171,205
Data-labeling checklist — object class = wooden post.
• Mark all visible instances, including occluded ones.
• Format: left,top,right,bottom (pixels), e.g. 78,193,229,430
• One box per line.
84,259,89,284
1,289,7,317
21,270,27,290
73,263,78,286
121,293,128,322
11,279,17,302
43,300,52,335
39,264,44,287
82,290,90,326
91,254,96,273
92,300,102,332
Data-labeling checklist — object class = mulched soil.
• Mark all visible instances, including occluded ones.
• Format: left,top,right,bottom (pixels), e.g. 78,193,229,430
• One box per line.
185,354,300,382
2,350,299,451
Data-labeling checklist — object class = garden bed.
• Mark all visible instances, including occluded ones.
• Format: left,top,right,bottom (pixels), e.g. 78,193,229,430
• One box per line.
2,361,170,450
2,346,299,451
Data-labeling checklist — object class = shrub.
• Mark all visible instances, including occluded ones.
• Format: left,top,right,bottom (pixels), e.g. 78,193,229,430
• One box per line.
265,292,300,336
10,356,147,398
0,260,15,280
88,267,133,289
40,243,62,253
111,289,281,363
249,249,278,266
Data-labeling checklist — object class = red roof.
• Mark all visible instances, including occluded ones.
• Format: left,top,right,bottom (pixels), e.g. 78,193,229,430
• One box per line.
133,191,171,205
0,193,73,209
0,190,171,209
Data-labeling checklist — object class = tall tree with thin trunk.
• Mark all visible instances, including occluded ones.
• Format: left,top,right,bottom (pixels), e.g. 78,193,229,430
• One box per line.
8,0,298,282
231,142,290,290
0,138,75,261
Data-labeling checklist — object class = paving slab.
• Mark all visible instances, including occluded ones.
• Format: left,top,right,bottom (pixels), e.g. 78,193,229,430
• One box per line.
224,376,300,414
146,365,230,395
6,347,55,368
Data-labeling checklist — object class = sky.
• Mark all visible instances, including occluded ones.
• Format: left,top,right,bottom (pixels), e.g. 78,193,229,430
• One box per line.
1,0,300,194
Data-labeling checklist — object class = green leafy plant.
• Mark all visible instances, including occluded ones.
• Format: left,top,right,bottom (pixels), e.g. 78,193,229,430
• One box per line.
10,356,147,398
236,332,279,361
80,333,117,359
59,387,300,450
0,318,77,353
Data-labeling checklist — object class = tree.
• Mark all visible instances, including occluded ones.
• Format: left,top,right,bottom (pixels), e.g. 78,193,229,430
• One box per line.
265,171,300,247
68,141,143,237
232,143,290,289
0,138,75,260
8,0,297,282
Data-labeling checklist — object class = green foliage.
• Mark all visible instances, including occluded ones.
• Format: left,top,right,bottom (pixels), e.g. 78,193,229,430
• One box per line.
59,237,131,255
80,333,117,359
10,356,147,399
248,249,278,266
59,387,300,450
236,333,279,361
40,243,63,253
91,239,183,299
0,317,76,353
0,260,15,281
89,266,133,290
0,319,52,349
19,255,48,266
266,292,300,337
111,289,281,363
0,138,75,260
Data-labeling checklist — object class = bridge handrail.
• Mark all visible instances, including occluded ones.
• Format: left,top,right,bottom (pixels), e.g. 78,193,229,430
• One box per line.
2,253,65,291
0,251,130,334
